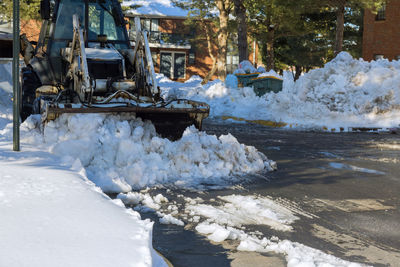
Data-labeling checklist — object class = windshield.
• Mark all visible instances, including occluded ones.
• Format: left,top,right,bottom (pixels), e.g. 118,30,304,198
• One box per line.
53,0,128,43
54,0,85,40
88,0,125,41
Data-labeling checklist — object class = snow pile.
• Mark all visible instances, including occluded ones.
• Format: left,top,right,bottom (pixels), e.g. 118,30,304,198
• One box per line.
158,212,185,226
232,61,282,79
161,76,270,119
0,144,166,267
234,60,258,74
264,52,400,128
225,74,239,88
187,194,298,232
258,70,283,80
19,114,275,193
159,52,400,129
117,192,168,210
118,192,184,226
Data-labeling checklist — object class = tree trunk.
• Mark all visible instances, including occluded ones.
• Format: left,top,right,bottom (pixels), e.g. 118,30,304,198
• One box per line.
202,22,218,85
334,2,345,56
265,30,275,71
216,0,229,81
294,65,302,81
202,59,218,85
233,0,248,63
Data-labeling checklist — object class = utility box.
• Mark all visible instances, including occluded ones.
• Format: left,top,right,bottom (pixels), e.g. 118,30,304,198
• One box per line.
249,76,283,96
235,73,260,87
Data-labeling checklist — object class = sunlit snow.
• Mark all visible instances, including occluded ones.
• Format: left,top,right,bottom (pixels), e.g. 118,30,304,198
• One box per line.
160,52,400,130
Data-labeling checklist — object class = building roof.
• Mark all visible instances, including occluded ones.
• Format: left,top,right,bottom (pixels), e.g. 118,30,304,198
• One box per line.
123,0,188,18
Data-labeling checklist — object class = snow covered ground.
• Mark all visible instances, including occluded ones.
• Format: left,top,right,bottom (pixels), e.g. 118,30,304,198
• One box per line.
0,153,166,267
0,64,167,266
160,52,400,131
2,51,393,266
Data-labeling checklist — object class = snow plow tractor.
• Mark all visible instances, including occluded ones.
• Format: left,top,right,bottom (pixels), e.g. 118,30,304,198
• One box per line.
20,0,209,140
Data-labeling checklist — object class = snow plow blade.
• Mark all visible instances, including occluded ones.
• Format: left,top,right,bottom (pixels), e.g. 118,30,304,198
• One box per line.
41,99,209,140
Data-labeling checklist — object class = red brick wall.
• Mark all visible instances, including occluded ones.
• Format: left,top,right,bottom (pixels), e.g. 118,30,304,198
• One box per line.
20,20,41,42
159,19,188,34
156,18,219,81
362,0,400,61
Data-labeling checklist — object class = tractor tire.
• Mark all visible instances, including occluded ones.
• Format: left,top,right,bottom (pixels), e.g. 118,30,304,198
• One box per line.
20,67,41,122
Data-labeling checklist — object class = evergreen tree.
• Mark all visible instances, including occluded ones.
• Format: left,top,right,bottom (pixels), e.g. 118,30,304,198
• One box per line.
319,0,384,56
0,0,41,21
233,0,248,62
246,0,313,70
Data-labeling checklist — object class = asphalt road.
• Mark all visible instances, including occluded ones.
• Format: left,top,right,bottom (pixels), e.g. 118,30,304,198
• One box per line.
138,120,400,267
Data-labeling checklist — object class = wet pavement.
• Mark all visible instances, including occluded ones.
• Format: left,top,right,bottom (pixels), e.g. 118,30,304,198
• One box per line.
132,120,400,266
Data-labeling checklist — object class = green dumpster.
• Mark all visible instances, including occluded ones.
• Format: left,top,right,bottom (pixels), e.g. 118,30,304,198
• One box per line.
249,76,283,96
235,73,260,87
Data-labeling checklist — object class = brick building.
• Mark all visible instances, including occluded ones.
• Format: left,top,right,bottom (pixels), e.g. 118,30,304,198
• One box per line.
362,0,400,61
126,14,261,81
126,14,218,81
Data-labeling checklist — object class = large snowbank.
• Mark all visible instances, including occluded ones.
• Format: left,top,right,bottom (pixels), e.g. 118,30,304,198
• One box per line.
13,113,275,193
160,52,400,130
0,158,165,267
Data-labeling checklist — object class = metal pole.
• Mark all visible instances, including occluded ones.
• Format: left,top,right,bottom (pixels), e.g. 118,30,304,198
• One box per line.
253,40,256,66
12,0,20,151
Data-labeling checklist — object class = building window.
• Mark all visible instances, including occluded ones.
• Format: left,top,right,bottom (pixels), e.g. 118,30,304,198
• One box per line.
376,4,386,21
226,33,239,74
160,51,186,79
226,54,239,74
141,18,159,31
374,54,384,60
129,18,160,42
140,18,160,42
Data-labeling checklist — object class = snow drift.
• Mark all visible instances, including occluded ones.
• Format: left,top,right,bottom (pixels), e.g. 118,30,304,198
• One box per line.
160,52,400,129
15,114,276,193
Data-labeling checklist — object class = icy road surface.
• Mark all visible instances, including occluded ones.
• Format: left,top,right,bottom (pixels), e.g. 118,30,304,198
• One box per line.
116,120,400,267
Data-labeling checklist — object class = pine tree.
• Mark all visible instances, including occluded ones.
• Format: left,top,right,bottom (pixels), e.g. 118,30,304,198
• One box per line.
320,0,384,56
246,0,313,70
0,0,41,21
233,0,248,63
